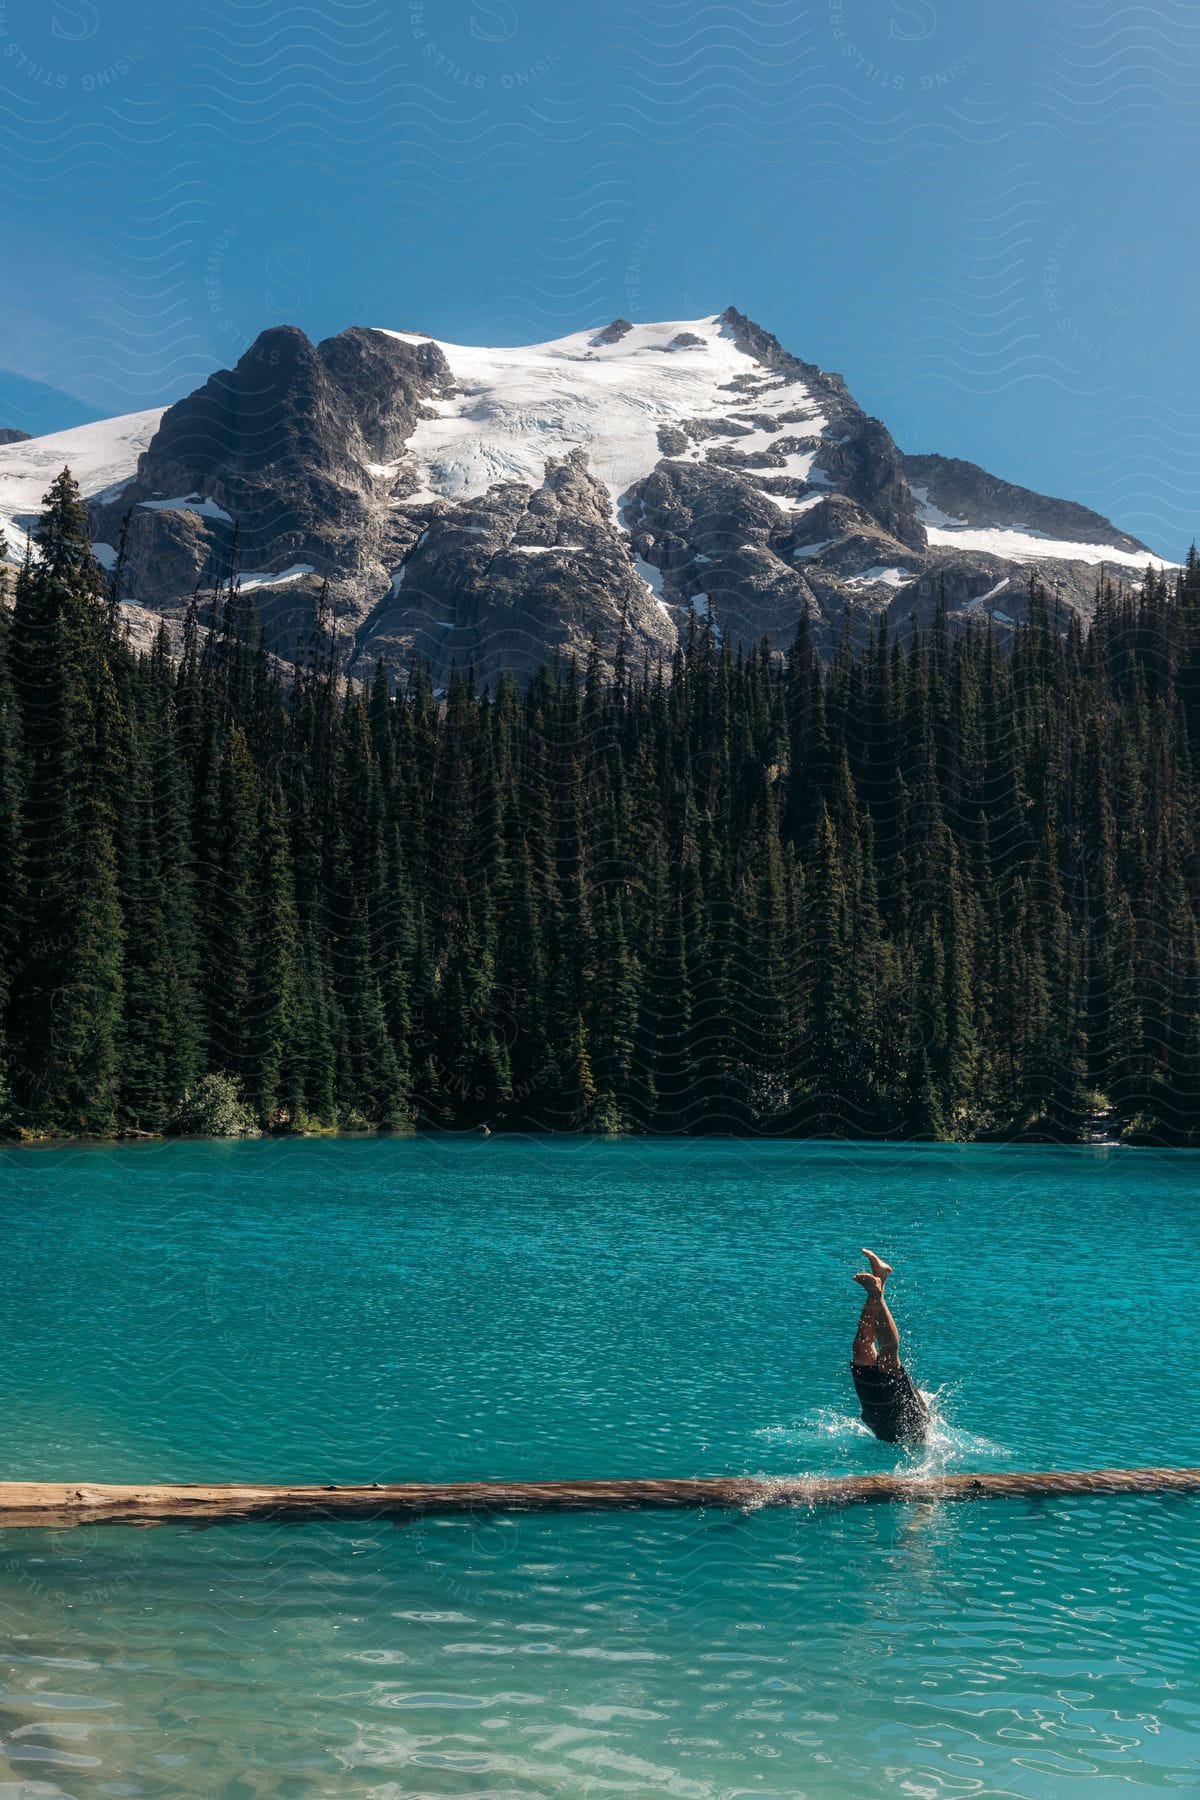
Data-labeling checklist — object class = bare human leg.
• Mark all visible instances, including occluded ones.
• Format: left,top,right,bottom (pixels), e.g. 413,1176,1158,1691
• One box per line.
851,1271,880,1367
861,1247,893,1284
852,1270,902,1373
872,1281,902,1373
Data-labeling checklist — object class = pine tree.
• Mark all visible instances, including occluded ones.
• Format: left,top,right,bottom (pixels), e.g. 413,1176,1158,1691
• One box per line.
3,498,1199,1150
796,806,851,1134
8,471,125,1134
0,583,24,1128
247,778,302,1124
115,670,176,1131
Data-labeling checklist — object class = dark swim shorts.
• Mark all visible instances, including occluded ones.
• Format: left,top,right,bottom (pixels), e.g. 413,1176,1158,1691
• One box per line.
851,1360,930,1443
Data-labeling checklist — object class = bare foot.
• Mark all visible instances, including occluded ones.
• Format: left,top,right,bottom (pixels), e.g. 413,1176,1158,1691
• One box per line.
853,1270,883,1297
861,1247,893,1283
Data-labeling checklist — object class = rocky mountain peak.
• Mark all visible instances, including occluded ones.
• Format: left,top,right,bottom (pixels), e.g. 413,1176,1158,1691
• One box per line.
87,323,454,657
0,307,1174,686
718,306,792,369
902,452,1150,556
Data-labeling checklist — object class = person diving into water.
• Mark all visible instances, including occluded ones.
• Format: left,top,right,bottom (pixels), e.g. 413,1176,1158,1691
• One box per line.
850,1248,930,1443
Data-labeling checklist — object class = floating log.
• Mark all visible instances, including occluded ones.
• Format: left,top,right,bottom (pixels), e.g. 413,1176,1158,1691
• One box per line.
0,1467,1197,1530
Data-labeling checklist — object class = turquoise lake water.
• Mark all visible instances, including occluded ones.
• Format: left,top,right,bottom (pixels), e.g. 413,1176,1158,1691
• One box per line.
0,1137,1197,1796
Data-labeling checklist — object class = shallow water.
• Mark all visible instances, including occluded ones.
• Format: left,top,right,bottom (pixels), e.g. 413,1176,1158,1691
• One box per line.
0,1137,1197,1794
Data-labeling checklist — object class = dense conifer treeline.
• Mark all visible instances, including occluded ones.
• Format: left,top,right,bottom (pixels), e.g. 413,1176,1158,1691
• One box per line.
2,469,1199,1143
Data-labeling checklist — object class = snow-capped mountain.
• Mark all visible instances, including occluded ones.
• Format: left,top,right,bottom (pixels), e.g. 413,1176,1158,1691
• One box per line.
0,410,167,560
0,309,1171,682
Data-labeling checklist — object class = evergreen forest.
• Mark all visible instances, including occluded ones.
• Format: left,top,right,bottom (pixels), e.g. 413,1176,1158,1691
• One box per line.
2,468,1199,1145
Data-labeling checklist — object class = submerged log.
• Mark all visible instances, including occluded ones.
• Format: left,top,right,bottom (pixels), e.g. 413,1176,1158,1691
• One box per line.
0,1467,1198,1529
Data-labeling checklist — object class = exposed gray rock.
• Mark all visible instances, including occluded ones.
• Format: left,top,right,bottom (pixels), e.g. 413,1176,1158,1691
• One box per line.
656,427,691,457
114,505,217,604
828,420,925,550
349,451,675,689
718,305,856,417
73,310,1164,686
903,452,1150,553
91,324,451,662
627,460,819,650
0,428,31,446
117,599,175,657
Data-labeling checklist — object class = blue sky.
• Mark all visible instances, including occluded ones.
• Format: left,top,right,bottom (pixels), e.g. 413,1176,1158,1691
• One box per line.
1,0,1196,553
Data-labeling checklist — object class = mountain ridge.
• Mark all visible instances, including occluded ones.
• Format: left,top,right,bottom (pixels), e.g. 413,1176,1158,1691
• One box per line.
0,308,1172,681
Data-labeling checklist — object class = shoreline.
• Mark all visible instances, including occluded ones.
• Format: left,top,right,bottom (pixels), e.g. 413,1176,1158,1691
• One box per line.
0,1124,1151,1153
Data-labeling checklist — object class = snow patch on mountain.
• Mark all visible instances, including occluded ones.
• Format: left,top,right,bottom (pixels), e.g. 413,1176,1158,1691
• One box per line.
793,539,836,559
139,493,234,524
238,563,314,591
375,315,835,509
0,408,165,563
846,565,914,588
764,491,828,516
910,484,966,529
923,523,1171,570
633,550,669,611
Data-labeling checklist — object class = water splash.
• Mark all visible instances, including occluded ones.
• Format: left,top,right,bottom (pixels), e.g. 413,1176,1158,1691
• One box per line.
754,1388,1013,1490
901,1383,1014,1475
755,1408,874,1448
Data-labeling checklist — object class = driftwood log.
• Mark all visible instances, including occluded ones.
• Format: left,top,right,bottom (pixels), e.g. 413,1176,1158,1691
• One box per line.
0,1467,1197,1529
